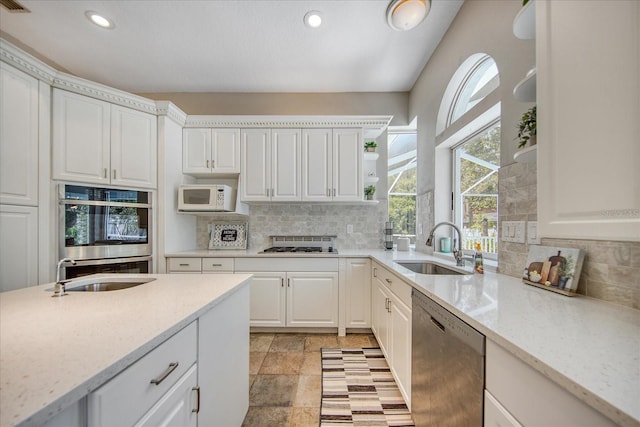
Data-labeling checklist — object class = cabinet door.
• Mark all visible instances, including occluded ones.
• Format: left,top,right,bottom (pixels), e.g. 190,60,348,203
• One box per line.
537,1,640,241
0,205,38,292
371,279,390,357
332,129,363,201
345,258,371,328
484,391,523,427
110,105,157,189
389,294,412,408
287,272,339,327
271,129,301,201
211,128,241,173
134,364,198,427
183,128,211,174
240,129,271,201
52,89,110,184
0,62,39,206
248,272,286,327
301,129,332,201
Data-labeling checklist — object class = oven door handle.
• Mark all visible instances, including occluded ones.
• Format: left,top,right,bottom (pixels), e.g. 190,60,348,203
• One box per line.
68,256,152,267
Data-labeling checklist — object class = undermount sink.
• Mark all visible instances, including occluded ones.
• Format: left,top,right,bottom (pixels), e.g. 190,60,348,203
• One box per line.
51,276,156,292
396,261,470,275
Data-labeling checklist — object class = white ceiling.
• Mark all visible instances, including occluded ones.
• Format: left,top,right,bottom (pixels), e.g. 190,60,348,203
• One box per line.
0,0,463,93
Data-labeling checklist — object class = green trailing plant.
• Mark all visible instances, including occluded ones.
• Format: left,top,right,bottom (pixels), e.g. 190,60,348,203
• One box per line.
522,0,530,6
364,141,377,151
516,105,536,148
364,185,376,197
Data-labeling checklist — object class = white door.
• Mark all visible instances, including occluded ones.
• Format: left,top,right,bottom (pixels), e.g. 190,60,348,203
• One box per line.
249,272,286,327
0,205,38,292
332,129,363,201
240,129,271,201
110,105,157,188
287,272,339,327
134,364,198,427
271,129,301,201
211,128,240,173
183,128,211,174
52,89,111,184
389,294,412,408
301,129,332,201
372,279,390,357
345,258,372,328
484,391,523,427
0,62,39,206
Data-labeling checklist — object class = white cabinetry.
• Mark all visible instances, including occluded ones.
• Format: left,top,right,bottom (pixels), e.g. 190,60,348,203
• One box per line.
240,128,301,201
287,272,339,327
166,257,234,273
536,0,640,241
248,272,287,326
484,390,523,427
183,128,240,176
301,128,363,202
371,262,412,407
486,340,616,426
0,62,39,206
52,89,157,189
0,205,38,292
343,258,372,329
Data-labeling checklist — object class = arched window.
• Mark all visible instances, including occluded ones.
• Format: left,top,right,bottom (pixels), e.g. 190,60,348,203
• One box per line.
436,54,500,258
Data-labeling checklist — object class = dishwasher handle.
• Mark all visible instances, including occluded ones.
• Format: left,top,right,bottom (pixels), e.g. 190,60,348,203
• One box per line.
430,316,445,333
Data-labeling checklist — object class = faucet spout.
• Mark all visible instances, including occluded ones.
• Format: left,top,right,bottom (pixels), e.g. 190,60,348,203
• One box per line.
426,221,465,267
53,257,76,297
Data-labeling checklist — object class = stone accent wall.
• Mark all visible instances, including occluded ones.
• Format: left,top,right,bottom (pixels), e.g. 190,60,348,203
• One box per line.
414,190,434,253
498,161,640,310
196,202,388,251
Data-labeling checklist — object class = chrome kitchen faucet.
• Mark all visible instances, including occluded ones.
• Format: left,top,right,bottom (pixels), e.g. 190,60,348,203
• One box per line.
53,257,76,297
426,221,465,267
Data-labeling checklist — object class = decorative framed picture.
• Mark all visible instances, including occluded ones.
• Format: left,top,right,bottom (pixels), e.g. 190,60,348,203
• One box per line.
522,245,585,296
208,222,247,250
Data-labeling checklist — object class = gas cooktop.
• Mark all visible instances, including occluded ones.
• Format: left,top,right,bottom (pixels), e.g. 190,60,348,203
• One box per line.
259,235,338,254
260,246,337,254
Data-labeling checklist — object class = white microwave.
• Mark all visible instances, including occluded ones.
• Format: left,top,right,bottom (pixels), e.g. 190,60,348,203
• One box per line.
178,185,235,212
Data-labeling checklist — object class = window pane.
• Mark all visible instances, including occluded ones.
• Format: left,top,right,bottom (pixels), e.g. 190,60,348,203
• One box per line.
388,131,417,244
450,57,499,125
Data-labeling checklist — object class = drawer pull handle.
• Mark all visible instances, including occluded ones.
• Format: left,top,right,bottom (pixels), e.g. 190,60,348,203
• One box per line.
150,362,179,385
373,267,377,278
385,278,392,284
210,263,222,267
179,263,189,267
192,386,201,413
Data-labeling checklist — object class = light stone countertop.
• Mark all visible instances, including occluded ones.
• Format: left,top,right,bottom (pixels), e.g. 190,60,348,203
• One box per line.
168,248,640,426
0,273,252,427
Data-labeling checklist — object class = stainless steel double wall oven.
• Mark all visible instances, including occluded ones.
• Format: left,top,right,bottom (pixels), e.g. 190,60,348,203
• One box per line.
59,184,152,280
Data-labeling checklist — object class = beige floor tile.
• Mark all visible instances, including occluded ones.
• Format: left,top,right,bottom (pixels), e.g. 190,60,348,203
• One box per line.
270,334,306,352
299,352,321,376
249,375,299,407
293,375,322,408
304,334,339,352
250,333,275,352
337,334,376,348
242,406,291,426
249,374,256,389
288,407,320,427
259,351,304,375
250,352,267,375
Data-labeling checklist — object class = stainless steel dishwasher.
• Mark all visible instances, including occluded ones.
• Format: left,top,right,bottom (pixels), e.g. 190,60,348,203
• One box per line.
411,289,485,426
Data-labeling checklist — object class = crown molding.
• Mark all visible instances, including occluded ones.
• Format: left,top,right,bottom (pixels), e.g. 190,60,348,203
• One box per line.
0,38,57,84
184,115,393,137
155,101,188,126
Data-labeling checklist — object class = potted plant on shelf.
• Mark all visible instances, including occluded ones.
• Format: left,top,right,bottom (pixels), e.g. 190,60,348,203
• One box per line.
364,141,378,152
516,105,536,148
364,185,376,200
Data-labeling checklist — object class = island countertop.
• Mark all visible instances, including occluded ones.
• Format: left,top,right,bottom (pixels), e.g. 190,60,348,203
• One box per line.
0,273,251,427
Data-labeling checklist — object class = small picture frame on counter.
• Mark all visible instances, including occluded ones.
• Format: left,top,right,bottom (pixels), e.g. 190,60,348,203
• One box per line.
208,222,247,250
522,245,585,296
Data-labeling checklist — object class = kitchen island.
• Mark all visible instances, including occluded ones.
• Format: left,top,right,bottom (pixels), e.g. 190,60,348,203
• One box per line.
0,273,252,427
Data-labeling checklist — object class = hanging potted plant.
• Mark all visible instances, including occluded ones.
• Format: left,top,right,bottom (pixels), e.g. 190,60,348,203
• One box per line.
516,105,536,148
364,185,376,200
364,141,378,152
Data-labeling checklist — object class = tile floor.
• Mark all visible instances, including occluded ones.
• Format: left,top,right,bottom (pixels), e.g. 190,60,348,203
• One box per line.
243,332,379,427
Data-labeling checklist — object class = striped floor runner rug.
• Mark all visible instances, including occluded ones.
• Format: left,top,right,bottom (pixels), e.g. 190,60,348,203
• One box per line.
320,347,415,427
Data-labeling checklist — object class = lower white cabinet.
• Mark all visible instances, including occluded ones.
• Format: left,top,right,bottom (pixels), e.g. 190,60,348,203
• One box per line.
484,390,522,427
371,262,412,408
166,257,234,273
343,258,371,329
0,204,38,292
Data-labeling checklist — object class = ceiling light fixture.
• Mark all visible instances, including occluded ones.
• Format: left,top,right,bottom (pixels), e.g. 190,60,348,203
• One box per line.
386,0,430,31
85,11,115,29
304,11,322,28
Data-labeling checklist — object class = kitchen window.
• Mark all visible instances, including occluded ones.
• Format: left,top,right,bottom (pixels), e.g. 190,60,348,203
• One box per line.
388,128,417,245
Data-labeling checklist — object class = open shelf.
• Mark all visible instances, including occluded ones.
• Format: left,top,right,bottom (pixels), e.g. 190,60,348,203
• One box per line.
513,144,537,163
364,176,379,184
513,0,535,40
513,67,536,102
364,151,379,161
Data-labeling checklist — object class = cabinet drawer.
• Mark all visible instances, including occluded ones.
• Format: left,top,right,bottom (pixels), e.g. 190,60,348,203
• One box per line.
373,263,412,307
202,257,234,272
168,257,202,272
88,322,197,427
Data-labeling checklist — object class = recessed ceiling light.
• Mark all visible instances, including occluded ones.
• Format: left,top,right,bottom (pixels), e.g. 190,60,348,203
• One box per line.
386,0,430,31
304,11,322,28
85,11,115,29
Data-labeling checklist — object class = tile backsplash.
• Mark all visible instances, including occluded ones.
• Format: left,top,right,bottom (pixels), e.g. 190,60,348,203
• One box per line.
196,202,388,251
498,162,640,310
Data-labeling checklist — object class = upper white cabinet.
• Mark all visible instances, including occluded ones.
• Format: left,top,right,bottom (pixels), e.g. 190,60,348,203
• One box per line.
53,89,157,189
0,62,39,206
183,128,240,176
536,0,640,241
301,128,363,202
240,128,301,202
